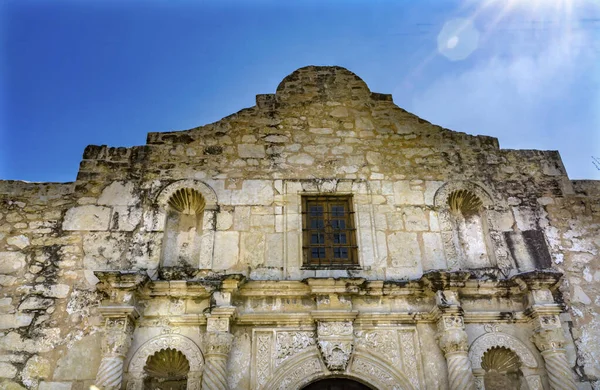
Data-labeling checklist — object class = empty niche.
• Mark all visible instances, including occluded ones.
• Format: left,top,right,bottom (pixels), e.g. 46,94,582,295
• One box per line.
161,188,206,268
144,348,190,389
447,189,493,269
482,347,526,390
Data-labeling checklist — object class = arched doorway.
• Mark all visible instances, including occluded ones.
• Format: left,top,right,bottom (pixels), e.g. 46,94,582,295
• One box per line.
302,378,373,390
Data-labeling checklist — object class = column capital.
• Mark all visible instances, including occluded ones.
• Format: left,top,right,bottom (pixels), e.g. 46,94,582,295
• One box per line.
532,328,567,353
204,331,234,357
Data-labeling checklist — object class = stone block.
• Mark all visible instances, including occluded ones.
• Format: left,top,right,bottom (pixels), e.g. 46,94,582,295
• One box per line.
83,232,129,270
231,180,273,205
265,233,283,267
288,153,314,165
38,383,71,390
97,181,138,206
234,206,251,231
217,210,234,230
19,297,54,311
62,205,111,231
402,206,429,231
22,356,52,387
110,206,142,231
240,232,265,268
394,181,424,205
422,233,446,270
238,144,265,158
388,232,421,268
0,313,34,330
0,362,17,378
53,333,101,380
6,235,29,249
213,231,239,270
0,252,26,275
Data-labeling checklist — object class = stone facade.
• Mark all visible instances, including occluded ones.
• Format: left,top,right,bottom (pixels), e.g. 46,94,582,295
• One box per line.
0,66,598,389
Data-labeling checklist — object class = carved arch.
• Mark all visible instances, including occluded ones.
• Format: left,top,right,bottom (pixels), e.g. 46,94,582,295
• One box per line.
433,181,495,209
264,350,414,390
128,334,205,373
157,179,218,210
468,332,538,370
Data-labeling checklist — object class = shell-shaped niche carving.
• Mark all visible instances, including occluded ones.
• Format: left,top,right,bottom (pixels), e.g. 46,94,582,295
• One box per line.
144,348,190,379
448,189,483,217
481,347,520,373
168,188,206,215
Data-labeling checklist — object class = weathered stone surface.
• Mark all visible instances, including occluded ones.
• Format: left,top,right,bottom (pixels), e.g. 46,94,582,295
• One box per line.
21,355,52,387
238,144,265,158
53,333,102,380
6,235,30,249
62,205,111,231
38,382,72,390
0,314,33,330
0,252,26,274
0,363,18,378
97,181,138,206
0,65,598,389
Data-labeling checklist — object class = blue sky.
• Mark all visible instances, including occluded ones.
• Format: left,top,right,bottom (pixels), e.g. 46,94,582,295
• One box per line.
1,0,599,182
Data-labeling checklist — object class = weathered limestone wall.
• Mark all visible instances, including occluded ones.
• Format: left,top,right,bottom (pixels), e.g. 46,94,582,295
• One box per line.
543,180,600,382
0,181,105,389
0,66,598,389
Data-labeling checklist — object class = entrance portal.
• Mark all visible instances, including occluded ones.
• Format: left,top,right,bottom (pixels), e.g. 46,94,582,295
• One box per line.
302,378,373,390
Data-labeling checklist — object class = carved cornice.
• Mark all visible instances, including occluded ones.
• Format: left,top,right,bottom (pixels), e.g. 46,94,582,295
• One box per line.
95,270,149,293
421,270,472,291
144,280,216,299
512,270,563,291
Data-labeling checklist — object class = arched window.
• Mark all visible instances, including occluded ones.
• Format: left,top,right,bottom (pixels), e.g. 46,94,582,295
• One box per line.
447,189,492,269
161,188,206,268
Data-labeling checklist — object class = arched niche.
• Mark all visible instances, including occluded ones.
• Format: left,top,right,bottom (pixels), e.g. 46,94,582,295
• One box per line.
469,332,542,390
126,334,204,390
156,180,218,270
263,350,414,390
433,182,498,271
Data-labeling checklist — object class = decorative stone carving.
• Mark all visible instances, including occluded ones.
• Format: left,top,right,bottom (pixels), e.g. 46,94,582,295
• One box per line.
317,321,353,336
351,357,404,390
127,333,204,390
156,179,218,211
354,330,400,365
204,331,234,356
316,321,354,371
468,332,537,369
525,375,543,390
275,331,316,366
128,334,204,373
256,333,273,388
276,358,322,390
399,331,420,389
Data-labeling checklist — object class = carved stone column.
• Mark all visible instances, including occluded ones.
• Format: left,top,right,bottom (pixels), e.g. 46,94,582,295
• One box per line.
94,271,147,390
95,310,137,390
524,285,576,390
201,291,236,390
532,319,576,389
435,291,476,390
202,330,233,390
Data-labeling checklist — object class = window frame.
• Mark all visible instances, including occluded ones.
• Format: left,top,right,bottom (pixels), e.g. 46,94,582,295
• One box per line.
301,195,359,269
